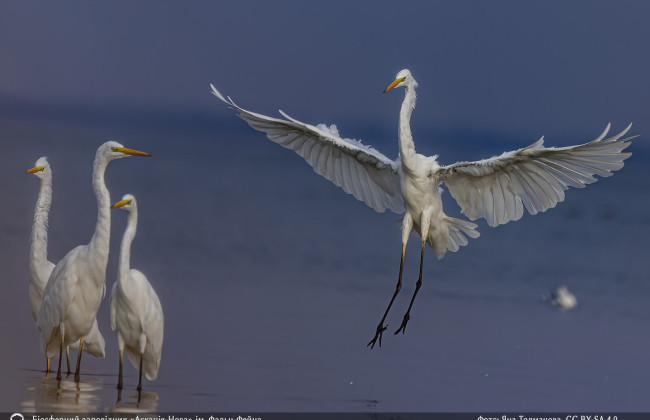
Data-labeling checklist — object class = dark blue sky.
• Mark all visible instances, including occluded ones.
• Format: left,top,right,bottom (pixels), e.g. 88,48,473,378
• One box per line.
1,1,648,151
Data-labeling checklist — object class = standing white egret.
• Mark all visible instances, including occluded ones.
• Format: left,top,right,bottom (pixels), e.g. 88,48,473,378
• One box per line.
27,157,106,375
210,69,634,348
110,194,164,391
37,142,151,381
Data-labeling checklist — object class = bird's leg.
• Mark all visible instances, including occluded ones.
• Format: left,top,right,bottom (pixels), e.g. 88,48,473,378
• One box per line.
367,243,406,348
45,357,51,377
117,349,124,390
74,336,84,383
396,211,430,335
66,346,71,375
56,331,64,380
395,239,425,335
368,213,412,349
137,354,143,392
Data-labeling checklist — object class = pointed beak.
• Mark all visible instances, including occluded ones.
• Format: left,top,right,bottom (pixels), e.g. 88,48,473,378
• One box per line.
114,147,151,157
383,77,405,93
112,199,132,209
26,166,44,174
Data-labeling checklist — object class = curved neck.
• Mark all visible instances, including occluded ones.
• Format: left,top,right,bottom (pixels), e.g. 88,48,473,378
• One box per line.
398,85,417,166
89,154,111,261
30,173,53,271
118,207,137,282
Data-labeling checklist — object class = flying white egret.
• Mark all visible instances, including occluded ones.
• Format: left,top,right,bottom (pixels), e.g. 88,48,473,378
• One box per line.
546,285,578,310
110,194,164,391
210,69,634,348
37,142,151,381
27,157,106,375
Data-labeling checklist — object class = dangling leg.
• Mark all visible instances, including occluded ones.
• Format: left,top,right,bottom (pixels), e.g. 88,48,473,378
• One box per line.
395,211,430,335
117,348,124,390
368,213,412,349
137,353,143,392
56,329,64,380
66,346,71,375
74,336,85,382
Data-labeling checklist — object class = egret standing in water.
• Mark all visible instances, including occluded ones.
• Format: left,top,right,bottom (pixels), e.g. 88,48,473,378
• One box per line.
27,157,105,375
211,69,634,348
37,142,150,381
110,194,164,392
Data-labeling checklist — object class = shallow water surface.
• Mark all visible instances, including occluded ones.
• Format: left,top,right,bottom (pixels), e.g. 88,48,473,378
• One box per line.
1,115,649,412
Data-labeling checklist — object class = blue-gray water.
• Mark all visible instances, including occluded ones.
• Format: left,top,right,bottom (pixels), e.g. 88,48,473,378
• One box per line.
1,110,649,412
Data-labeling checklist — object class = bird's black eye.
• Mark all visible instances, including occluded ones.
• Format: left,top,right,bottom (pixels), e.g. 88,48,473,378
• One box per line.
111,147,119,152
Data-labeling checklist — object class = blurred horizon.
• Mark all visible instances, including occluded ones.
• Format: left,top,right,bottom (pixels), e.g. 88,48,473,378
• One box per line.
1,0,649,413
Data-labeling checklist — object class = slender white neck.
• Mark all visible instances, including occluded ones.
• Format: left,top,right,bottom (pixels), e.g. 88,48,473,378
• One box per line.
89,153,111,264
118,205,137,284
398,85,418,166
30,172,53,275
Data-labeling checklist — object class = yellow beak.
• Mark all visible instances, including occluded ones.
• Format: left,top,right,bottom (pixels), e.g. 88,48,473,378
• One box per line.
114,146,151,157
26,166,45,174
383,77,405,93
111,199,132,209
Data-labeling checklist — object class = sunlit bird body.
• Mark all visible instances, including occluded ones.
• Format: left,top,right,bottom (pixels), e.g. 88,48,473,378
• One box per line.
211,69,634,348
37,142,151,381
27,157,105,375
110,194,164,391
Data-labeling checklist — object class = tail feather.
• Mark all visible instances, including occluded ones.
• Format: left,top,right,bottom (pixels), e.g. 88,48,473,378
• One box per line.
432,217,480,258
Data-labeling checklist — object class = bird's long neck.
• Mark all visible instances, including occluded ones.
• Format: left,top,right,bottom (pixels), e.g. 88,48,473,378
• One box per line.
398,85,418,168
118,207,137,284
30,173,53,277
89,154,111,265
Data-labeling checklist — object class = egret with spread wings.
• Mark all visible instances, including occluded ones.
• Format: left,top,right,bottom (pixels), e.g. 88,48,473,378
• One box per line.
211,69,634,348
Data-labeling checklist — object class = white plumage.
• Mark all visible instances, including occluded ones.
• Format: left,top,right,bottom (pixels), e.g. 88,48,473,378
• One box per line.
211,69,634,348
110,194,164,391
36,142,150,381
211,87,405,215
27,157,105,375
436,125,632,227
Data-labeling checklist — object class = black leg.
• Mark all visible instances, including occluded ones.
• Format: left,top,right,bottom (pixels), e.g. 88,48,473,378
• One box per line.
368,243,406,349
137,354,143,392
56,331,64,380
395,240,425,335
117,349,124,390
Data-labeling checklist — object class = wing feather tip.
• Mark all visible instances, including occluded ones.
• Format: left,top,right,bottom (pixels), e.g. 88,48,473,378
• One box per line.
209,84,227,102
594,122,612,142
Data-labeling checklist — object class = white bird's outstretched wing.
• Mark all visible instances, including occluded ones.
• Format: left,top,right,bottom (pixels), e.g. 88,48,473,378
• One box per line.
435,124,635,227
211,85,405,214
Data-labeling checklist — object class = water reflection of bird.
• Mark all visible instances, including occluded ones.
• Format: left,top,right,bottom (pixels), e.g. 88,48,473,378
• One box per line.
27,157,105,375
110,194,164,392
37,142,151,381
212,69,634,348
22,375,103,413
113,388,159,411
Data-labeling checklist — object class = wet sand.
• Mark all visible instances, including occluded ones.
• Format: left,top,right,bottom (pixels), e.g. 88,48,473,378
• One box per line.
1,112,649,412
